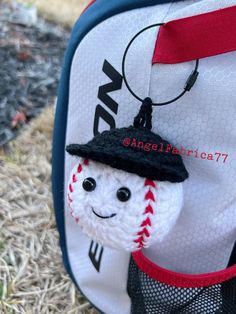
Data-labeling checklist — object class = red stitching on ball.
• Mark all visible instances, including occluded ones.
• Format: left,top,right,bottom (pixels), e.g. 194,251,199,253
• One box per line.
134,237,144,246
134,180,156,250
138,228,150,238
141,217,152,227
145,204,154,214
68,194,73,203
84,159,89,166
69,184,73,193
145,190,155,202
72,174,77,183
68,162,84,223
145,179,156,188
77,164,82,173
68,159,90,223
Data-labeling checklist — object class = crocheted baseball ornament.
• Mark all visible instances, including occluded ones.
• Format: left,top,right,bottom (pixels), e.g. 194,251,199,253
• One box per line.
66,98,189,252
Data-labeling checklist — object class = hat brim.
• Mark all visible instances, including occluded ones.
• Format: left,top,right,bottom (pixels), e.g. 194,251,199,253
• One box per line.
66,140,188,183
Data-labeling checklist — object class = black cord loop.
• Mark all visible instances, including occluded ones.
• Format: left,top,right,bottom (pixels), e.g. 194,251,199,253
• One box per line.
122,23,199,106
133,97,153,130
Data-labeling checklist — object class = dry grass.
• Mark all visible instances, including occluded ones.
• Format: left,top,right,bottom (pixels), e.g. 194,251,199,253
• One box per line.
0,1,99,313
18,0,91,27
0,107,98,313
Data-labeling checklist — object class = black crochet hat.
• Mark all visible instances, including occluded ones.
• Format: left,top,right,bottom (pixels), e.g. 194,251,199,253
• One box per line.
66,124,188,183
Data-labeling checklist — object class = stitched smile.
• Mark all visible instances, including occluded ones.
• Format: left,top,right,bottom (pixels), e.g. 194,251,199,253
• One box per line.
92,208,117,219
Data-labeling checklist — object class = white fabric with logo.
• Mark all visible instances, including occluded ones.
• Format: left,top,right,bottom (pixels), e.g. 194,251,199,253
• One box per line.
65,1,236,313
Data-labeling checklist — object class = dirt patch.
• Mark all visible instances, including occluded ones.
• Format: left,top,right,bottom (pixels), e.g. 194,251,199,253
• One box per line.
0,1,69,146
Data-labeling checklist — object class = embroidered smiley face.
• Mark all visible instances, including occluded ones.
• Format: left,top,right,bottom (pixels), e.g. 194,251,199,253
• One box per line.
67,158,184,252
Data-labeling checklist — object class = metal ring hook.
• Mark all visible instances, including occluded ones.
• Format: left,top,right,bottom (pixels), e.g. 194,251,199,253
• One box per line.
122,23,199,106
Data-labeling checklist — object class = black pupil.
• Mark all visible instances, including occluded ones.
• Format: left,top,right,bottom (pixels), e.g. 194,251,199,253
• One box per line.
117,187,131,202
83,177,96,192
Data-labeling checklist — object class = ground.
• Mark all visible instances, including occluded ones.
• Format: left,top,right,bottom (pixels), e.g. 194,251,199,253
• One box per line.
0,107,98,313
0,0,99,313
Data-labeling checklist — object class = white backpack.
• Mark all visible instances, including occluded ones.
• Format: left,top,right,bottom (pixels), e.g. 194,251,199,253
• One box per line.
52,1,236,313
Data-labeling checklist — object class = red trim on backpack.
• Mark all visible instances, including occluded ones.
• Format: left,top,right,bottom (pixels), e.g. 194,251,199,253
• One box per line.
81,0,96,15
153,5,236,64
132,251,236,288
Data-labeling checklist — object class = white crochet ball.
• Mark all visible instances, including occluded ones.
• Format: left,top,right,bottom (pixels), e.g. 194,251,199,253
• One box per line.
67,158,184,252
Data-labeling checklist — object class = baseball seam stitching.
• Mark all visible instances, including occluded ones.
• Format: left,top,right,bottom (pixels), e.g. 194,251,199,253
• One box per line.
68,159,89,223
134,179,156,250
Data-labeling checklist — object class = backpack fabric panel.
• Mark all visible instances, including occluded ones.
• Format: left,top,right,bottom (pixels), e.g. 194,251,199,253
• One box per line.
53,0,236,313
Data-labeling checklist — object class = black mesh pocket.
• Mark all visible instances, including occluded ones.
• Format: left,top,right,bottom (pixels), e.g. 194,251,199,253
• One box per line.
128,256,236,314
